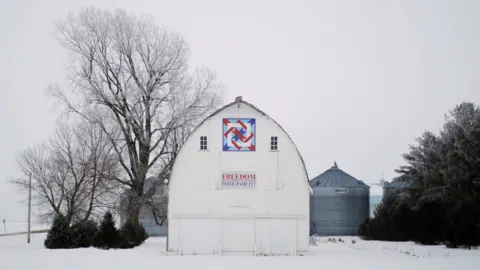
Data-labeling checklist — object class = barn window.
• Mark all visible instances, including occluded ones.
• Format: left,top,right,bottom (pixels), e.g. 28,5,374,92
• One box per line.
200,136,208,150
270,136,278,151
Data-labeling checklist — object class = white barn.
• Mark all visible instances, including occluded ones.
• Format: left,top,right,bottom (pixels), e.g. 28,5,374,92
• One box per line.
167,96,311,256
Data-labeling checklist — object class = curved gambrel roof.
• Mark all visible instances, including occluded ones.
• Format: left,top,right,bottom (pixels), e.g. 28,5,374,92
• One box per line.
170,97,312,194
310,162,370,188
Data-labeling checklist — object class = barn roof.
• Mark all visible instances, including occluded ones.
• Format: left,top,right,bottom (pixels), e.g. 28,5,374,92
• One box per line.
310,162,370,188
179,96,312,194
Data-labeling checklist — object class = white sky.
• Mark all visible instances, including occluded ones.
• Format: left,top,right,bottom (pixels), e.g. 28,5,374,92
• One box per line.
1,0,479,223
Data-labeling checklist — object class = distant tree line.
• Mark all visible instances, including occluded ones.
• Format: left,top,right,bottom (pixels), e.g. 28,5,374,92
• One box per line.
358,102,480,249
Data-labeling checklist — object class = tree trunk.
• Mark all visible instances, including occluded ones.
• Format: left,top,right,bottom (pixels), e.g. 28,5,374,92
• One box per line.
126,184,144,225
128,203,141,225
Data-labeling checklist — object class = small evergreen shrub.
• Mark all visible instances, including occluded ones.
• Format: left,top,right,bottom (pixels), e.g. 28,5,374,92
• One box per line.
357,218,371,240
44,213,72,249
71,220,98,248
93,211,120,249
119,220,149,249
357,196,414,242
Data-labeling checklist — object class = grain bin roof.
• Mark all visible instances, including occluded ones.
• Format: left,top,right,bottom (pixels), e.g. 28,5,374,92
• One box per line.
384,178,411,189
310,162,370,188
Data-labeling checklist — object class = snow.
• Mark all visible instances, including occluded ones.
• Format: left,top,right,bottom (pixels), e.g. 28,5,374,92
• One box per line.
0,221,48,235
1,233,479,270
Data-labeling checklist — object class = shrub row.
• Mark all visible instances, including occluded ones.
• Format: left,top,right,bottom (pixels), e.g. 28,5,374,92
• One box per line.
44,211,149,249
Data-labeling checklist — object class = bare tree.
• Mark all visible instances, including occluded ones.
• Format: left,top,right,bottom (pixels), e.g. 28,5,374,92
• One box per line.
13,142,67,224
12,117,120,225
50,7,224,224
54,118,121,224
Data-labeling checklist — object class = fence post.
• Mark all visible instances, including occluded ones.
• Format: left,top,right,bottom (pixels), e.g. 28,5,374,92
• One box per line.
27,172,32,244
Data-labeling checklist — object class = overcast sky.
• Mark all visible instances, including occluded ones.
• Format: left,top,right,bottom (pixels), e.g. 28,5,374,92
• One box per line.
1,0,479,223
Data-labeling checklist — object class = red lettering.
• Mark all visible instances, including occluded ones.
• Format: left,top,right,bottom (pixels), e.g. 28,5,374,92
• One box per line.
222,173,256,181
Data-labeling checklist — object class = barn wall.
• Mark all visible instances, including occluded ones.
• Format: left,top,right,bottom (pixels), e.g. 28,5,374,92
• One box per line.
167,102,309,255
169,103,309,216
168,217,309,255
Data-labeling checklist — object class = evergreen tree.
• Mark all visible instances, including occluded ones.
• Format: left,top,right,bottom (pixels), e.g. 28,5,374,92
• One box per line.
443,194,480,249
119,219,149,249
93,211,120,249
358,102,480,248
71,220,98,248
44,213,72,249
389,202,414,241
412,199,445,245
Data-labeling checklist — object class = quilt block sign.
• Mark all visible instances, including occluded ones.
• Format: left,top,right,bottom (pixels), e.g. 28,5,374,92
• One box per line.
222,118,256,151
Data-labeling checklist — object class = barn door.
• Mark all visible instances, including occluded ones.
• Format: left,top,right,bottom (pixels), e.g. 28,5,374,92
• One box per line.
221,219,255,255
179,219,220,255
256,219,297,255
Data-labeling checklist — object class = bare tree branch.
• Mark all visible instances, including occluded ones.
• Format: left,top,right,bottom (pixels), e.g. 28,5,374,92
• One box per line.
11,117,121,225
50,7,225,223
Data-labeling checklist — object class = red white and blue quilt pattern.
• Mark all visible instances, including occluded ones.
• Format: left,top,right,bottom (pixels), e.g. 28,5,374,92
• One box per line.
222,118,256,151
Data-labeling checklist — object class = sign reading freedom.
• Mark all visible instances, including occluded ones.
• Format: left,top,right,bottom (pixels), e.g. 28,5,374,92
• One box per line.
219,172,256,189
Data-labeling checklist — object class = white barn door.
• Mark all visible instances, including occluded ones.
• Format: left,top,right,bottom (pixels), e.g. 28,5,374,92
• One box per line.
221,219,255,255
179,219,220,255
256,218,297,255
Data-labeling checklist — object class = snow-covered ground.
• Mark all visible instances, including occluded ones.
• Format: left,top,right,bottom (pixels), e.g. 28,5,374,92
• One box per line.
1,233,479,270
0,222,48,235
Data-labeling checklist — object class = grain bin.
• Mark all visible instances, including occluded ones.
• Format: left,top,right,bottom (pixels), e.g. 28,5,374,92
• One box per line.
119,177,168,236
383,178,411,198
310,162,370,236
140,176,168,236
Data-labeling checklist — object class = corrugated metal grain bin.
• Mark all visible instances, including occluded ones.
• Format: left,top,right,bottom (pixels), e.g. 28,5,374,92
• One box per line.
383,178,411,198
120,177,168,236
139,206,168,236
140,177,168,236
309,162,370,236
